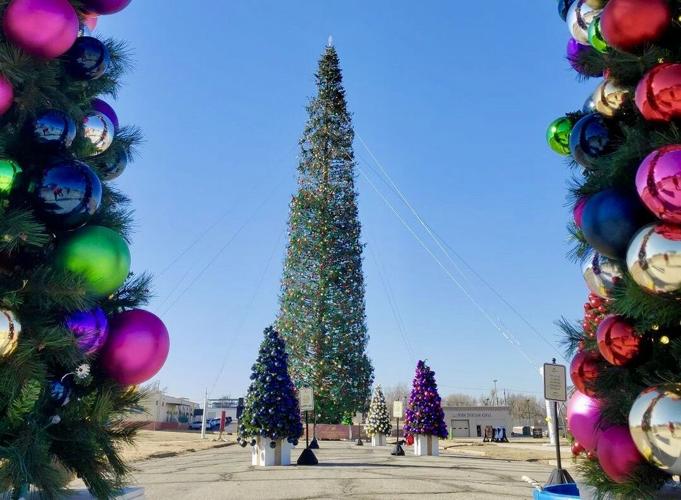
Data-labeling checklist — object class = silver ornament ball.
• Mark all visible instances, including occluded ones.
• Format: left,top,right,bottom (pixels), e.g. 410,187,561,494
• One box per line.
566,0,601,45
82,111,115,155
0,309,20,357
582,251,624,298
629,384,681,475
627,223,681,295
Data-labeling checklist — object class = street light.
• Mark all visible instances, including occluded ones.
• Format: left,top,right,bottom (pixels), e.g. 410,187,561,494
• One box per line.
493,379,498,406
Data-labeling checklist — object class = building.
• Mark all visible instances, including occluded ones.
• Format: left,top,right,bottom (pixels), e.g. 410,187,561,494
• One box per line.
128,389,200,429
203,398,242,432
442,406,512,438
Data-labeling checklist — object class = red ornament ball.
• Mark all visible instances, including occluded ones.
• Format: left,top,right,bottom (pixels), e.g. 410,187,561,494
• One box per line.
596,315,641,366
600,0,670,52
636,64,681,122
570,350,601,396
597,425,643,483
571,441,585,456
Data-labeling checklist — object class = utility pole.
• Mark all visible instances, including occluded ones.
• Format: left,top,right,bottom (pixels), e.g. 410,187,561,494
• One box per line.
493,379,498,406
201,388,208,440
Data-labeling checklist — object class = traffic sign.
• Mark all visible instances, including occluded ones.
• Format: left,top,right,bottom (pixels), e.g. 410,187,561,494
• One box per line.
544,363,567,402
299,387,314,411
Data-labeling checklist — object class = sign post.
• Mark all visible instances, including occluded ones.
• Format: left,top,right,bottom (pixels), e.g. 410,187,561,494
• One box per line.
391,400,405,456
296,388,318,465
543,359,573,486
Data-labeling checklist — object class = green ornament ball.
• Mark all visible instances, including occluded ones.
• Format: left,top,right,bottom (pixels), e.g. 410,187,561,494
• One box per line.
0,159,22,195
546,116,573,156
54,225,130,297
588,17,608,54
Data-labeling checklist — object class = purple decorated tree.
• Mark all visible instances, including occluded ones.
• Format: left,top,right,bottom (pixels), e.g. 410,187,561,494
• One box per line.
403,360,448,438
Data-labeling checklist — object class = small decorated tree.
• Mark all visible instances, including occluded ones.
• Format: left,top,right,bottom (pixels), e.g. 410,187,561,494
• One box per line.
238,327,303,466
366,385,391,446
404,360,447,456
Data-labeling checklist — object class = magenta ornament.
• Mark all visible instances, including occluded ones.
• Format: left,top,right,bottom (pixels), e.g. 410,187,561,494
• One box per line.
0,75,14,116
3,0,79,59
636,145,681,224
574,196,589,228
567,390,602,452
91,98,119,130
81,0,131,15
597,425,643,483
66,307,108,355
100,309,169,385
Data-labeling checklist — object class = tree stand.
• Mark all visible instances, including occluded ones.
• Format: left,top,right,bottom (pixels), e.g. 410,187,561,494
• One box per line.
413,434,439,456
371,433,386,447
251,437,294,466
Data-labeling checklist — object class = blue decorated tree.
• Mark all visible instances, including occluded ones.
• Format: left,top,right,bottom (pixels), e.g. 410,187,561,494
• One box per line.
403,361,448,438
238,327,303,445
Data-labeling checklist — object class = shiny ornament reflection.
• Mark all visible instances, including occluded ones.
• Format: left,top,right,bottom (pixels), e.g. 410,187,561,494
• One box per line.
82,111,114,154
592,80,629,117
587,16,608,53
636,145,681,223
597,425,643,483
629,384,681,475
0,159,22,195
546,116,573,155
569,113,614,170
98,151,127,181
636,63,681,122
596,315,641,366
570,350,601,396
627,223,681,294
31,109,77,149
49,379,71,406
601,0,670,53
65,36,110,80
65,307,108,355
567,38,601,77
582,251,623,298
566,0,601,45
0,310,20,357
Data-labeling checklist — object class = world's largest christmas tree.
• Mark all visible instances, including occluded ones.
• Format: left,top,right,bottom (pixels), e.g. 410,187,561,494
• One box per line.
549,0,681,497
0,1,169,497
277,44,373,423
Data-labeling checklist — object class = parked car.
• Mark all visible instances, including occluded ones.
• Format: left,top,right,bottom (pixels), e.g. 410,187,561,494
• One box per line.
188,420,203,430
207,417,233,430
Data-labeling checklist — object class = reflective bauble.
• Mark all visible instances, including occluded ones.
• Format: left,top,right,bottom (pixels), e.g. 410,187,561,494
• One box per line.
559,0,576,21
567,390,602,452
0,310,20,357
82,112,114,155
81,0,131,15
49,379,72,406
592,80,629,118
570,350,601,397
596,425,643,483
567,38,601,77
587,17,608,53
635,63,681,122
596,315,641,366
627,223,681,294
0,159,22,196
629,384,681,475
91,98,119,130
33,160,102,229
636,145,681,223
571,441,585,456
269,441,276,449
582,189,650,259
569,113,614,170
97,150,127,181
601,0,670,53
0,76,14,116
65,307,108,355
566,0,601,45
3,0,78,59
30,109,77,149
546,116,573,156
64,36,110,80
573,196,589,229
53,225,130,297
583,94,597,114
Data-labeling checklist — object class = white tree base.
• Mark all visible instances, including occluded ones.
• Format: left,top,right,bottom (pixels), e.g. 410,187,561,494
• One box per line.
371,433,386,447
251,437,294,466
413,434,439,456
6,487,145,499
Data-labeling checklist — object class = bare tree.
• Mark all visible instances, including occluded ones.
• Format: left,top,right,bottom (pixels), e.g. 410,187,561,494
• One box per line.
443,393,478,407
382,383,409,414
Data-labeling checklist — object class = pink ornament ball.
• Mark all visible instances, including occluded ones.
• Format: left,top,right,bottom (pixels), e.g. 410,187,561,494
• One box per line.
83,13,98,31
100,309,169,386
567,390,602,452
3,0,79,59
0,75,14,116
81,0,131,15
574,196,589,228
597,425,643,483
636,145,681,224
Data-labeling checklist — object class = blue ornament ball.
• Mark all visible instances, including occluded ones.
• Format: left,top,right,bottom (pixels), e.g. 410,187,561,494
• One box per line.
569,113,614,170
558,0,577,21
65,37,110,80
582,189,650,259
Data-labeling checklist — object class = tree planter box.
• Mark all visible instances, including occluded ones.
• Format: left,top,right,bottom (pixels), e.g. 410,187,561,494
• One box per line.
251,437,294,466
413,434,439,456
371,433,386,446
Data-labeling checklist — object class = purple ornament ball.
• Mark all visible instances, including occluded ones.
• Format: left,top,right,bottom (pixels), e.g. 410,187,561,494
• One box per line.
3,0,79,59
91,98,119,130
66,307,108,355
567,38,602,77
597,425,643,483
0,76,14,116
567,390,601,452
82,0,131,15
573,196,589,229
100,309,169,386
636,145,681,224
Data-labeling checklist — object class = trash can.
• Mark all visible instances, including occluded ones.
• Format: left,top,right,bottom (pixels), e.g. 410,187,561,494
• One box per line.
532,484,580,499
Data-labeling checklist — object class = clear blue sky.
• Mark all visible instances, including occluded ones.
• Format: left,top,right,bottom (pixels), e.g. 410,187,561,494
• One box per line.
99,1,591,405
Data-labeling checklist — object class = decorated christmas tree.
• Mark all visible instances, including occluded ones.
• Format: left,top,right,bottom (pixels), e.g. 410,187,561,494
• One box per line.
549,0,681,496
366,385,392,436
0,1,170,497
403,361,447,439
276,43,373,423
238,327,303,446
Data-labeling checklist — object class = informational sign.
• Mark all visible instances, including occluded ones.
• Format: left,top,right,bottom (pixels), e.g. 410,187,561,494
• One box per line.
543,363,567,402
393,400,404,418
299,387,314,411
353,412,363,425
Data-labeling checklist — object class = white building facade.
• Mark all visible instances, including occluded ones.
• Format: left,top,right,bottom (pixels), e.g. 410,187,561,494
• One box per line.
442,406,512,438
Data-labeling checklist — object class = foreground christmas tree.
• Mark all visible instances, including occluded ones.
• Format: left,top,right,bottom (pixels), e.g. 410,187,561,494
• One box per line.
238,327,303,466
0,1,170,497
549,0,681,497
366,385,391,446
276,43,373,423
403,361,447,456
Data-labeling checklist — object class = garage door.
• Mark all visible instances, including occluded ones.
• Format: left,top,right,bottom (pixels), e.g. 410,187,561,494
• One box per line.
451,419,470,438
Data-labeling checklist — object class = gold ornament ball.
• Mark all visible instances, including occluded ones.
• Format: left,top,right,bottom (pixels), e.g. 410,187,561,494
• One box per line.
592,80,629,117
0,309,20,357
629,384,681,475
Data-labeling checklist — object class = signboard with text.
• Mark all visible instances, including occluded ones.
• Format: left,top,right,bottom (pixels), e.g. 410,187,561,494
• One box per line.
543,363,567,402
393,400,404,418
299,387,314,411
353,412,363,425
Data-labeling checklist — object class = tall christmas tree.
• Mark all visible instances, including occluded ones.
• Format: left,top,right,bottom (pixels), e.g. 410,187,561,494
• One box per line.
366,385,392,436
403,361,447,439
549,0,681,497
276,44,373,423
0,1,170,497
238,327,303,446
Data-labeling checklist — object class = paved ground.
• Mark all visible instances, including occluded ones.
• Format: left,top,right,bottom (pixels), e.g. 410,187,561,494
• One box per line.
123,440,557,499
